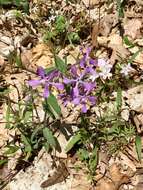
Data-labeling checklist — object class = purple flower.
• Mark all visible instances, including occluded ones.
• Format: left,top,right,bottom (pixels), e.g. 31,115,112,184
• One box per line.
63,65,85,97
72,94,96,113
28,67,64,98
80,47,91,68
63,65,96,98
80,47,97,68
58,93,72,106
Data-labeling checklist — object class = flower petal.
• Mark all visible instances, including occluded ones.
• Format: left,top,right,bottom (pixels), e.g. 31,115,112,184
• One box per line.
88,96,96,105
81,104,87,113
97,59,106,67
72,97,80,105
85,47,91,59
43,84,49,98
48,70,59,80
37,67,45,78
73,85,79,97
89,59,97,65
70,65,78,77
80,56,86,68
52,83,64,90
63,78,74,84
28,80,41,88
83,82,96,93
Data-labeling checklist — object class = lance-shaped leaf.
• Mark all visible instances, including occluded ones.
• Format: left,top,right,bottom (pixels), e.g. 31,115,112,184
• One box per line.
43,128,56,148
135,135,142,162
65,133,81,153
54,55,67,74
45,94,61,119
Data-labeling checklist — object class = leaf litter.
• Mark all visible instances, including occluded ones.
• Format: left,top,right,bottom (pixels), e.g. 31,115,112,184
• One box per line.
0,0,143,190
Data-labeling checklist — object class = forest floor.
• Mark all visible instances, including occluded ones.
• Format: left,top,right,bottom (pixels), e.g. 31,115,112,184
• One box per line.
1,0,143,190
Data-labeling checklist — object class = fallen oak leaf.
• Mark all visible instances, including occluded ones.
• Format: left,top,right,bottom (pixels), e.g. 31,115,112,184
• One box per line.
108,34,130,65
124,19,142,40
109,163,131,189
21,43,53,73
96,179,116,190
96,163,130,190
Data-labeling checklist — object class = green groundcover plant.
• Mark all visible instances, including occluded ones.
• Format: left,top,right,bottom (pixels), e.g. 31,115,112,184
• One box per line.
1,47,141,184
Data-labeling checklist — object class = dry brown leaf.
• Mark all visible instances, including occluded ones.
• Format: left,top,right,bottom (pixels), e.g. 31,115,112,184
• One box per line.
97,36,109,46
124,19,142,40
96,179,116,190
21,43,53,72
21,50,34,71
0,55,5,72
108,34,130,65
109,163,130,188
100,14,118,37
126,85,143,113
82,0,102,7
0,126,9,147
0,163,9,180
135,167,143,190
0,55,4,64
133,114,143,134
119,152,137,172
70,173,91,190
134,51,143,67
96,163,130,190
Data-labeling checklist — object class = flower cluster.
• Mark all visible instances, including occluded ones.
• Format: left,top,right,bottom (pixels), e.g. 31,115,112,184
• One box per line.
28,48,113,113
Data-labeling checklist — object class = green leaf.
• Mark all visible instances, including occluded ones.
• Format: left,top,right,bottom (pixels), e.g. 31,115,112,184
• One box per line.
43,142,50,152
116,0,125,17
135,135,142,162
77,148,89,161
116,87,122,111
21,0,29,14
5,104,11,129
4,145,19,155
15,0,21,6
44,94,61,119
0,0,29,14
123,36,135,48
43,102,55,119
15,55,22,68
21,134,32,153
68,32,80,44
65,133,81,153
23,111,32,122
128,48,143,64
43,128,56,148
89,146,98,173
0,159,8,166
45,67,56,75
0,0,12,5
31,126,42,144
54,55,67,74
55,15,67,33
